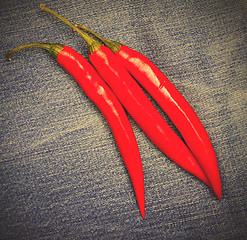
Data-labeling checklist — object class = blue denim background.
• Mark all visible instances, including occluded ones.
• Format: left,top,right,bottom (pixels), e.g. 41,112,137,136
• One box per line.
1,0,246,239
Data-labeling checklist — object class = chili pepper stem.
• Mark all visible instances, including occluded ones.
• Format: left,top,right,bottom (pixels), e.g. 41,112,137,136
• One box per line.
75,24,122,53
6,42,64,60
75,24,109,44
40,4,102,54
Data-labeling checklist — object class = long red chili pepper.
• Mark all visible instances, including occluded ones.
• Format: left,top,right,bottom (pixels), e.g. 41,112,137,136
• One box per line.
6,42,145,218
75,25,222,200
40,5,211,188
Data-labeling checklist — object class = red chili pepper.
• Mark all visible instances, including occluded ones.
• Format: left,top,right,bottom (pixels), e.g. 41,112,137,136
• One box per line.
6,42,145,218
75,25,222,200
40,5,211,188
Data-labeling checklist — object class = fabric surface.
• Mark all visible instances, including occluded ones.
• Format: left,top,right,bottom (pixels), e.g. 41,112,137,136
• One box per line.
1,0,246,239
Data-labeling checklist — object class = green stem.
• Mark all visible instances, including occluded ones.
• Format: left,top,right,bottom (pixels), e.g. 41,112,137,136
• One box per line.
40,4,101,54
6,42,64,60
75,24,123,53
75,24,110,44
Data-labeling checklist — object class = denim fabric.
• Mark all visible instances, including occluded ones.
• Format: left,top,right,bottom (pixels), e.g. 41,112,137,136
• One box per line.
0,0,246,239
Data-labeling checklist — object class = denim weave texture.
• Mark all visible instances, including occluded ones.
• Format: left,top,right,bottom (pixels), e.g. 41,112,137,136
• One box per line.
0,0,246,239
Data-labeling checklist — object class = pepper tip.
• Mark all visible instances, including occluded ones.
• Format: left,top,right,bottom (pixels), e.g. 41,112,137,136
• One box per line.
217,192,222,200
212,184,222,200
140,208,145,218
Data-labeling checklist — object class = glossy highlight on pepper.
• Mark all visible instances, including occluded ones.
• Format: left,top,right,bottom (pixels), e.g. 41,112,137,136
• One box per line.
6,42,146,218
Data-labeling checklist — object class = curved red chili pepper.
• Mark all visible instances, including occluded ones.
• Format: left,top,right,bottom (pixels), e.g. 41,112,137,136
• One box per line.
40,6,211,188
75,25,222,200
115,46,222,200
6,42,145,218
